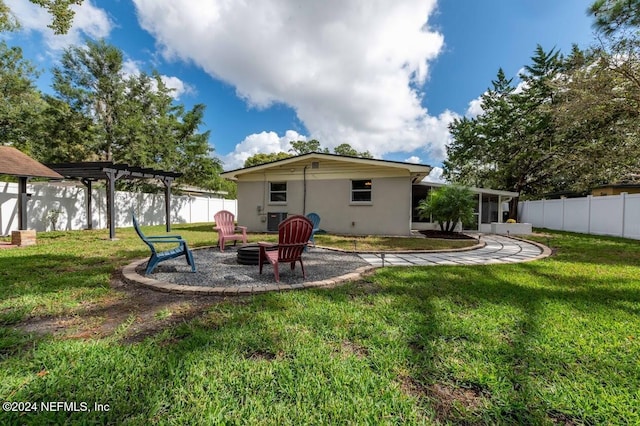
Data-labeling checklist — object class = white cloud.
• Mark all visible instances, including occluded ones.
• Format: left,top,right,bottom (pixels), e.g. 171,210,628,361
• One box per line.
404,156,421,164
6,0,111,50
423,166,446,183
133,0,450,159
160,75,194,99
466,96,484,118
122,60,193,99
221,130,306,169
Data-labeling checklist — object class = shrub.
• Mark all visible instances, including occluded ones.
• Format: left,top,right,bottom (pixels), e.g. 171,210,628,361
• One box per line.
417,185,475,232
506,218,517,223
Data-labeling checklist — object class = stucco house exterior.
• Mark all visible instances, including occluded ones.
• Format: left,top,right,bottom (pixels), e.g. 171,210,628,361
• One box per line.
220,152,520,235
220,152,432,235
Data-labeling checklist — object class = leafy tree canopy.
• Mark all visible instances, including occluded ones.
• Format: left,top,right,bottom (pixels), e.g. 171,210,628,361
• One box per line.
0,0,83,34
0,41,46,154
243,152,293,168
589,0,640,35
245,140,373,167
41,39,225,191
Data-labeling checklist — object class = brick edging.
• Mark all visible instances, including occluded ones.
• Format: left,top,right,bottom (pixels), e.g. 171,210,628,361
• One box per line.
504,235,553,262
121,255,378,295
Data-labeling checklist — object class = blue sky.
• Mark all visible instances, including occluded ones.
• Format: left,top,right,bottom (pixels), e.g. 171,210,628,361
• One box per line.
3,0,596,178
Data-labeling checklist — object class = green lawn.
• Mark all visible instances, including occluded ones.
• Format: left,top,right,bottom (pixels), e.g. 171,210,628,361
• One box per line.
1,226,639,424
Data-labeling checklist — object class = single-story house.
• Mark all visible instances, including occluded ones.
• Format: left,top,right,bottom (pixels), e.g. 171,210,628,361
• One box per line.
591,183,640,197
220,152,518,235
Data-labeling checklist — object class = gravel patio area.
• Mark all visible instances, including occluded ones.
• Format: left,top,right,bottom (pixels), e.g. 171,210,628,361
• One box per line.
135,245,371,289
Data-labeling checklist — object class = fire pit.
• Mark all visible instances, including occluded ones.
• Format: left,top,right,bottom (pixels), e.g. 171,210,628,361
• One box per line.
237,244,261,265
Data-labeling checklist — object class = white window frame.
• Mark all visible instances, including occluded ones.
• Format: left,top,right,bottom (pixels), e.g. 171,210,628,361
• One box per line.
269,181,287,204
351,179,372,204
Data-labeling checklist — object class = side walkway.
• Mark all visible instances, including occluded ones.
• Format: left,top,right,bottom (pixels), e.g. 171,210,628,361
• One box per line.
358,235,548,266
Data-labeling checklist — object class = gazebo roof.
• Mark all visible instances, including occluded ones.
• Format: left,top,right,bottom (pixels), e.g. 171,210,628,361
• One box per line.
47,161,182,181
0,147,63,179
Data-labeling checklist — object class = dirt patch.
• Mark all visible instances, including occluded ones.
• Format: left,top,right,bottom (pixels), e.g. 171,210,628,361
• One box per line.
419,230,477,240
336,340,369,359
401,377,488,422
16,271,242,343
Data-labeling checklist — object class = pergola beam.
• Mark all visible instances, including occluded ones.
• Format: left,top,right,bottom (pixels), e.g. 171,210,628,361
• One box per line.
48,162,182,239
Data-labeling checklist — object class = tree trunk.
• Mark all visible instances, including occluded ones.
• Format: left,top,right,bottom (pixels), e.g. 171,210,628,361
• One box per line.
509,196,520,221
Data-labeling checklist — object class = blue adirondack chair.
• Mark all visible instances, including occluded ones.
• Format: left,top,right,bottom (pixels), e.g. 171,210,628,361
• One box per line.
132,213,196,275
306,212,321,249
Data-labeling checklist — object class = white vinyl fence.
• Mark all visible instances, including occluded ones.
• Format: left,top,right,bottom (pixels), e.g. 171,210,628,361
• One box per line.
0,181,237,236
519,192,640,240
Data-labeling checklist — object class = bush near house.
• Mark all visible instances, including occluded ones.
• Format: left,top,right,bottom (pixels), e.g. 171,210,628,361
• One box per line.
416,185,475,232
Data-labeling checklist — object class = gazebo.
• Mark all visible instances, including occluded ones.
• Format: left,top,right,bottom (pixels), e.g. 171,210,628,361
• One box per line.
47,162,182,240
0,146,63,231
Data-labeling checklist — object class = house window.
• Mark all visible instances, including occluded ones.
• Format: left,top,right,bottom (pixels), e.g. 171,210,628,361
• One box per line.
269,182,287,203
351,179,372,202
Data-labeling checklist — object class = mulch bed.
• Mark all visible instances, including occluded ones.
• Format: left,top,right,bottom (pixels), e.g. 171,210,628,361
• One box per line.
419,230,476,240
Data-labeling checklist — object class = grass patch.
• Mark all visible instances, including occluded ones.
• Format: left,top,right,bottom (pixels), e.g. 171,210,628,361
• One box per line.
0,227,639,423
314,234,476,251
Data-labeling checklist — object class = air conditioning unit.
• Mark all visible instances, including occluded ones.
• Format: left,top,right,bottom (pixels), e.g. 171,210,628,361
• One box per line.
267,212,288,231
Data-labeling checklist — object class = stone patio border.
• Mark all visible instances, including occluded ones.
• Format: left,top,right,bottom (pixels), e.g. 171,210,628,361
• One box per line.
121,235,551,295
121,257,377,295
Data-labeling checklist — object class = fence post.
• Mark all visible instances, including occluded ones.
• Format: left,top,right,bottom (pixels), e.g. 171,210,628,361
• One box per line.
587,195,592,235
561,197,565,231
621,192,627,238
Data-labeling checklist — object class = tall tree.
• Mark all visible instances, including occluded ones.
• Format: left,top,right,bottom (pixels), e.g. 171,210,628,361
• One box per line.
445,46,566,218
52,39,125,161
289,139,326,155
0,41,46,153
244,152,293,167
333,143,373,158
550,45,640,191
34,95,97,162
589,0,640,35
48,39,225,190
244,140,374,167
1,0,83,34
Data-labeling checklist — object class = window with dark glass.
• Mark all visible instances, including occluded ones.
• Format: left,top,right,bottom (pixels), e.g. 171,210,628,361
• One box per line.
351,179,372,202
270,182,287,203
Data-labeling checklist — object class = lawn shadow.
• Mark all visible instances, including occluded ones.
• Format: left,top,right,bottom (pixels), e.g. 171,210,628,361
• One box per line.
305,260,638,424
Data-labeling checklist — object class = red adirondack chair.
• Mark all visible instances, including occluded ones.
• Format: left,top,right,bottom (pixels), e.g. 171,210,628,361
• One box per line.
213,210,247,251
259,215,313,282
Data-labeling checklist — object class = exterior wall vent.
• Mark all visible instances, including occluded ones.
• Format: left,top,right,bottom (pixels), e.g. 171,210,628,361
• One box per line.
311,161,319,169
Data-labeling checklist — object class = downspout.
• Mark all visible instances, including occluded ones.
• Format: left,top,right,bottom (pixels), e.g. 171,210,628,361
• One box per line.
303,165,308,215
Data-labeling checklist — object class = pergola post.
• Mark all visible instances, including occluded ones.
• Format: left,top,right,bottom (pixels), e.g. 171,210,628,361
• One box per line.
17,177,29,230
104,168,127,240
81,179,93,230
160,176,174,232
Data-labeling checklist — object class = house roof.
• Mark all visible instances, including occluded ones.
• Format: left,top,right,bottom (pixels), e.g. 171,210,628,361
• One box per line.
417,181,520,197
0,146,63,179
592,183,640,190
221,152,432,182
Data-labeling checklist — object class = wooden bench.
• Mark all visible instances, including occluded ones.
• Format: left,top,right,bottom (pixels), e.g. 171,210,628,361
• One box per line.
132,213,196,275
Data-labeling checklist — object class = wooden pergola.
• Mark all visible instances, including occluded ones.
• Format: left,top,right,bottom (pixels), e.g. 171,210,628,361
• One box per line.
0,147,63,230
48,162,182,240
